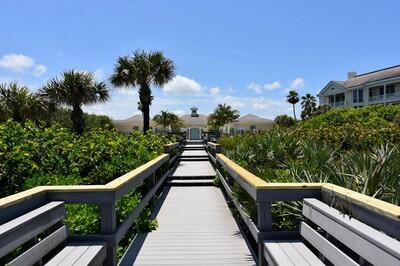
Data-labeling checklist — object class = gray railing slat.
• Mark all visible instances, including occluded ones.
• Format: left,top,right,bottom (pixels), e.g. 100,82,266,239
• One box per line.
0,201,65,258
8,225,69,266
303,198,400,266
300,222,358,266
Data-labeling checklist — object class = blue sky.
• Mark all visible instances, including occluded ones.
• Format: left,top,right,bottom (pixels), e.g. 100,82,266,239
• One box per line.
1,0,399,119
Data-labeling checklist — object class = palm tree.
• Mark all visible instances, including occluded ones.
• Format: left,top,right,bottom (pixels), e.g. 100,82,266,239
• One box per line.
286,90,299,120
208,104,240,129
0,82,46,123
40,70,109,134
110,50,175,133
153,110,182,132
300,93,317,120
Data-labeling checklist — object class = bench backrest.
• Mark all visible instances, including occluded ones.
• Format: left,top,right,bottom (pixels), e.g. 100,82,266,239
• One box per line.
0,201,68,265
301,198,400,266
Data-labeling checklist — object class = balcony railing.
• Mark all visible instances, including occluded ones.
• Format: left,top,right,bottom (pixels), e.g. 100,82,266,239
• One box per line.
368,92,400,103
327,101,345,107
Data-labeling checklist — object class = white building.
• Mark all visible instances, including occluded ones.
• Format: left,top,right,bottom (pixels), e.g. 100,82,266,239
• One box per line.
113,108,273,138
318,65,400,108
223,114,273,134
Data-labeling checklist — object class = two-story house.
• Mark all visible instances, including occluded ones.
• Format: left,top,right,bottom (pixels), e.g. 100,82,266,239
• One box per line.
318,65,400,108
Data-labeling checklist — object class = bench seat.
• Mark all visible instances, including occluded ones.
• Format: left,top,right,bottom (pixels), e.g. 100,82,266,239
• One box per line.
263,240,324,266
263,198,400,266
1,201,107,266
46,242,106,266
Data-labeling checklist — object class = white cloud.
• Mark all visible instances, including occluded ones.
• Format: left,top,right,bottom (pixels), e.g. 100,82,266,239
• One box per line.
215,95,245,108
33,65,47,77
264,81,282,91
163,75,202,95
288,77,304,90
0,54,47,76
247,82,263,93
209,87,220,96
0,54,34,72
93,68,105,81
247,81,282,93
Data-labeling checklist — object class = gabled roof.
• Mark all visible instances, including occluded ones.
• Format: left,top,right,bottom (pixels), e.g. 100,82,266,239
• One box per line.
343,65,400,88
319,65,400,96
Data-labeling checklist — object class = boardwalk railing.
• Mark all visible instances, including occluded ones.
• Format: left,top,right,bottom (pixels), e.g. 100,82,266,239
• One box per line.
0,142,182,266
207,142,400,266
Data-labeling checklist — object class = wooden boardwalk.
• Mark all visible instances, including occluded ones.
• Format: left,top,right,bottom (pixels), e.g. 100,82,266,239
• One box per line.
119,142,255,265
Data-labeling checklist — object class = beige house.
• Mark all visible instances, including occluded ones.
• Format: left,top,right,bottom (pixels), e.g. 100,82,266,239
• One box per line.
113,108,273,138
112,114,157,134
223,114,273,134
318,65,400,108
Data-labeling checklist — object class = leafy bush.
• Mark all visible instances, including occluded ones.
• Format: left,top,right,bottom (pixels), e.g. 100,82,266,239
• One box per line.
220,105,400,230
0,120,173,238
301,104,400,129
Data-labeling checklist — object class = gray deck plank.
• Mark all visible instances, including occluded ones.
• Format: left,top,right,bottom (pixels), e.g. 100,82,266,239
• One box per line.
181,150,208,157
171,161,216,177
120,186,255,266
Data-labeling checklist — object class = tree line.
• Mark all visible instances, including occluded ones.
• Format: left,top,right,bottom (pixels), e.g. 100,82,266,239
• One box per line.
0,50,176,134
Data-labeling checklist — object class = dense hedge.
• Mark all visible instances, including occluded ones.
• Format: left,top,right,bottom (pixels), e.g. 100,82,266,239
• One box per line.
0,120,173,242
220,105,400,230
301,104,400,129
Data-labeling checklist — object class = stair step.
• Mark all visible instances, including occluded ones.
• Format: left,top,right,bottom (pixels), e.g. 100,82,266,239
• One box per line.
179,157,209,161
166,179,215,186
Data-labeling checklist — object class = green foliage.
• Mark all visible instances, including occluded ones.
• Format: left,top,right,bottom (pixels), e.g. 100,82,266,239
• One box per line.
274,115,295,128
220,106,400,229
208,103,240,129
0,120,171,237
153,110,183,130
0,82,50,123
302,104,400,128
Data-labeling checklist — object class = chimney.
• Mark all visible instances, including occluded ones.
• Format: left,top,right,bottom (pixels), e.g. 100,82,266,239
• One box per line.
347,71,357,79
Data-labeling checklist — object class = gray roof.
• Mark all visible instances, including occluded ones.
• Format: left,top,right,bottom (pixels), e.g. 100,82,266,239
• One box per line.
339,65,400,89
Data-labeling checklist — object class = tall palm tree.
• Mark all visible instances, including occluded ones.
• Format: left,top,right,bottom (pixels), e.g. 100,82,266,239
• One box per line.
208,104,240,129
110,50,175,133
300,93,317,119
40,70,109,134
286,90,299,120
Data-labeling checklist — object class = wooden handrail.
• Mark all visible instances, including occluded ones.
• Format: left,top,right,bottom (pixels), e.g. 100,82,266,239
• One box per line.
0,143,180,209
216,152,400,221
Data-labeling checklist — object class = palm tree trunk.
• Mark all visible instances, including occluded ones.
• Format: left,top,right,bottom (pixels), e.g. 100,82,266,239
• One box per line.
71,105,84,135
292,104,297,120
139,84,152,134
142,103,150,133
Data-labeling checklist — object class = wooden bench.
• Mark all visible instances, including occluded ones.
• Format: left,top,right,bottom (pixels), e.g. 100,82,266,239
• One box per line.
263,198,400,266
0,201,106,266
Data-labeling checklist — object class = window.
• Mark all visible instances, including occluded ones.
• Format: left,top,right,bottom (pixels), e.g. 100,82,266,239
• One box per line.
386,84,395,95
353,89,363,103
358,89,363,102
380,86,384,95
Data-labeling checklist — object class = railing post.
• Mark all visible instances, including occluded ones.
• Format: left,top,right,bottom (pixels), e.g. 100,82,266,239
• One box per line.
145,171,156,206
100,201,117,266
257,200,272,266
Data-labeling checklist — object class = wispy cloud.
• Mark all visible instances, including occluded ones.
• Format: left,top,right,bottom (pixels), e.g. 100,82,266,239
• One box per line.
247,81,282,93
0,54,47,76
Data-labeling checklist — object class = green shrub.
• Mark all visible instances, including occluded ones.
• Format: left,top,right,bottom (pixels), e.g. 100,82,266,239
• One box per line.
0,119,173,253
